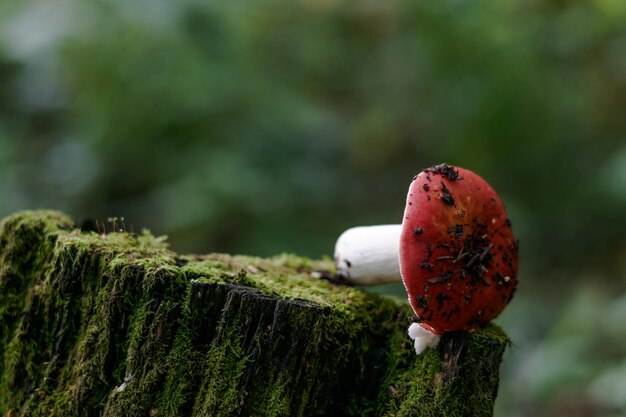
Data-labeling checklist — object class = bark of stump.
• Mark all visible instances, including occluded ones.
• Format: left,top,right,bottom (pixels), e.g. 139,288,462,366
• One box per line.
0,211,509,417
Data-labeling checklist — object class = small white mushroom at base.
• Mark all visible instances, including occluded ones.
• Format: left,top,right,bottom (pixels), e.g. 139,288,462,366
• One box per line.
334,225,403,285
408,323,441,355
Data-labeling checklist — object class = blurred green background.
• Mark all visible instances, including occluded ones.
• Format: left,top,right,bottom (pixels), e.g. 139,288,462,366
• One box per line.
1,0,625,415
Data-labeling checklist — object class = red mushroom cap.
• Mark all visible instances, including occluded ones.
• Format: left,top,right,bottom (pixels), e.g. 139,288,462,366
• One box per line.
400,164,518,334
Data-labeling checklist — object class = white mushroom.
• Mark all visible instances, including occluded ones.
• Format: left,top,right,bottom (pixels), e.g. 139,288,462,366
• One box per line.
333,225,402,285
407,323,441,355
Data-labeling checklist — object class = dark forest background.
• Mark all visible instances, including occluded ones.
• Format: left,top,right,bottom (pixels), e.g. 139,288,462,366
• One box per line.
1,0,625,415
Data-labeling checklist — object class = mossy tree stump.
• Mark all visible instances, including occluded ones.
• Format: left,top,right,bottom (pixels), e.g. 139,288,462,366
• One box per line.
0,211,509,417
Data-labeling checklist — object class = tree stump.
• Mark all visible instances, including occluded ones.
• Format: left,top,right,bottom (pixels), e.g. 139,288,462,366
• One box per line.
0,211,509,417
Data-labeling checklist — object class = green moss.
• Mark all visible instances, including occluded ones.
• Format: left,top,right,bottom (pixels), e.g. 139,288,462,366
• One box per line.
378,326,509,417
0,211,73,410
0,211,510,417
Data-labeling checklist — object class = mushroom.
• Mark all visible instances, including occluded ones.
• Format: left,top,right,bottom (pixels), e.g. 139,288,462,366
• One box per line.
334,163,518,354
334,225,402,285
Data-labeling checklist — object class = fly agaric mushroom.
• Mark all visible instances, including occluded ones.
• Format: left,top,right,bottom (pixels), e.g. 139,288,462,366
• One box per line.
334,163,518,354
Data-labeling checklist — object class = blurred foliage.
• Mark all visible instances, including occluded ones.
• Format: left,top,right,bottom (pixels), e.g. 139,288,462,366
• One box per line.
0,0,625,416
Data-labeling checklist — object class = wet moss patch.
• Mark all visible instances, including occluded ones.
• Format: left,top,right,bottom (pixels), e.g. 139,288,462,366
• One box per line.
0,211,509,416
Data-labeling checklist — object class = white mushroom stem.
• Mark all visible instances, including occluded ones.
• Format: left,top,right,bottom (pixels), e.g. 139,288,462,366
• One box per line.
334,225,403,285
408,323,440,355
